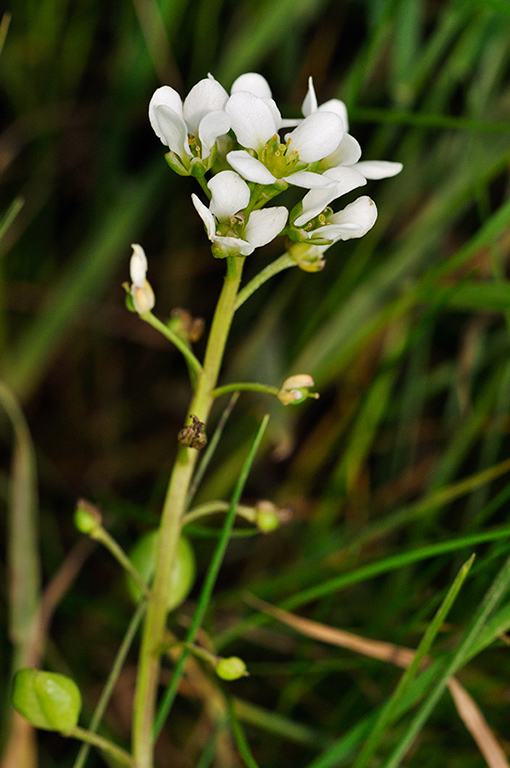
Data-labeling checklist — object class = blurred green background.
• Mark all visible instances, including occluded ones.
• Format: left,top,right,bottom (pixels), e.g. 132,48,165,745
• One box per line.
2,0,510,766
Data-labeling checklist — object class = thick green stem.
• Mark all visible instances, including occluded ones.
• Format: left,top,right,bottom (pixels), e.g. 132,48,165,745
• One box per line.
132,255,244,768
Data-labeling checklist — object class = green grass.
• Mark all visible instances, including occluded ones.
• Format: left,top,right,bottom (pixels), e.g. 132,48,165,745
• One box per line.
1,0,510,766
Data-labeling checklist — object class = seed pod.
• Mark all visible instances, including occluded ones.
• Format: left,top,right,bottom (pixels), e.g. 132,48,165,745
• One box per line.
12,668,82,734
126,531,196,612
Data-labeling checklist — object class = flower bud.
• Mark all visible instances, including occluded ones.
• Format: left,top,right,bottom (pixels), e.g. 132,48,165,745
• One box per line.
254,501,281,533
129,244,155,315
278,375,319,405
12,668,82,734
215,656,248,681
288,242,326,272
74,499,102,536
168,308,205,343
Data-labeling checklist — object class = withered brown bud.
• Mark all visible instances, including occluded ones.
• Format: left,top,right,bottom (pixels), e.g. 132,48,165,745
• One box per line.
169,308,205,343
178,414,207,450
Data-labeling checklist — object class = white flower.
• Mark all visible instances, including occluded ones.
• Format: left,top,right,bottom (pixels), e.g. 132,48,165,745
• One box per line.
230,72,273,99
191,170,288,257
293,166,368,228
289,197,378,272
286,77,403,181
225,86,345,189
281,76,349,132
149,74,231,171
130,244,155,314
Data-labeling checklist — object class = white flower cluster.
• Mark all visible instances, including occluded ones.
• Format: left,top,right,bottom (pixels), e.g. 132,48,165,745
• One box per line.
130,73,402,311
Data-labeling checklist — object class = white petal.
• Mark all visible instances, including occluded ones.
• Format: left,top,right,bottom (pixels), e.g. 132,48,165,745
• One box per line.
318,99,349,131
215,234,254,256
301,76,318,116
183,76,229,134
324,196,378,240
287,111,344,163
244,207,288,247
283,170,334,189
295,167,367,226
149,87,189,154
208,171,250,220
227,150,277,184
226,92,280,150
231,73,272,99
324,133,362,168
191,194,217,240
353,160,403,179
198,109,231,157
130,243,148,286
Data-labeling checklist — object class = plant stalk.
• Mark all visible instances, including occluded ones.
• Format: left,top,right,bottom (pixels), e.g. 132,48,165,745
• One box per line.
132,255,244,768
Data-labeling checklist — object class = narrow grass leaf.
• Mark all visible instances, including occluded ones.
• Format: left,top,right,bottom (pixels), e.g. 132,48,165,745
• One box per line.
383,554,510,768
351,555,475,768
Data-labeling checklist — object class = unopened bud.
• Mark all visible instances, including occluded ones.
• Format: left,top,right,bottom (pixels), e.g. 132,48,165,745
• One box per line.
278,375,319,405
288,242,326,272
215,656,248,681
255,501,281,533
74,499,102,536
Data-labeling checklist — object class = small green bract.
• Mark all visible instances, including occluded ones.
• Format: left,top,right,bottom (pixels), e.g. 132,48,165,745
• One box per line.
12,668,82,733
126,530,196,612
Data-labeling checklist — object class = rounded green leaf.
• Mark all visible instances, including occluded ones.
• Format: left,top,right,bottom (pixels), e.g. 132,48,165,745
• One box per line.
126,530,196,612
12,668,82,733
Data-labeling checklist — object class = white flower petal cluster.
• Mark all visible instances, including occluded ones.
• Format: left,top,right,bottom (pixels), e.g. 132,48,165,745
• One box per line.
146,71,402,261
149,74,231,173
191,171,288,257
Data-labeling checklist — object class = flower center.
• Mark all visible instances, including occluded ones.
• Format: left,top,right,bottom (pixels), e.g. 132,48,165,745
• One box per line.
187,134,202,158
258,135,299,179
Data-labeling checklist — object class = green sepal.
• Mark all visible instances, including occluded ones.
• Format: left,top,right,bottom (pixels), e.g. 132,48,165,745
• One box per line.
164,150,191,176
12,668,82,734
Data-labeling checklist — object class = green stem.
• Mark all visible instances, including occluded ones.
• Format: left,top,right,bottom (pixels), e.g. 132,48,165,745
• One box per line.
141,311,203,380
182,501,256,527
212,382,279,399
92,528,149,597
69,726,134,767
234,252,296,311
132,255,244,768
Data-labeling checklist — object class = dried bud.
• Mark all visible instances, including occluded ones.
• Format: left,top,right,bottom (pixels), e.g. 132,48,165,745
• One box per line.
178,414,207,450
278,375,319,405
169,308,205,343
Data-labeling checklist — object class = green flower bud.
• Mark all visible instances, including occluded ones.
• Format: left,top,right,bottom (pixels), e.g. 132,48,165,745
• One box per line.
12,668,82,734
74,499,102,536
255,501,281,533
126,531,196,612
215,656,248,681
288,242,326,272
